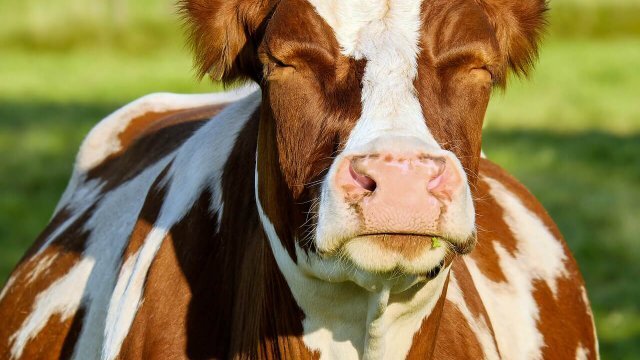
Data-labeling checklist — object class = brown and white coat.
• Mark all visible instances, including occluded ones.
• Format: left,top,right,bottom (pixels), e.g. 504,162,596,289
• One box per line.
1,0,597,359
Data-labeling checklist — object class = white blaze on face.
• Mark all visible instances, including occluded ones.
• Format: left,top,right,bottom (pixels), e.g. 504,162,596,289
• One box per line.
309,0,475,266
309,0,437,149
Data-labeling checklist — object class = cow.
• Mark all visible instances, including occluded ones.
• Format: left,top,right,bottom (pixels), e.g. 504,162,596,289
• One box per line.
0,0,598,358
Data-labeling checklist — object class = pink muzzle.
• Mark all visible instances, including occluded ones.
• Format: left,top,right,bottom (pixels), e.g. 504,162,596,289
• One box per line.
334,149,464,236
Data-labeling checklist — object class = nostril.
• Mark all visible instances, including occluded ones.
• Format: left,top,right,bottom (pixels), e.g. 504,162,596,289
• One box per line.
349,161,377,192
428,173,444,191
426,157,448,192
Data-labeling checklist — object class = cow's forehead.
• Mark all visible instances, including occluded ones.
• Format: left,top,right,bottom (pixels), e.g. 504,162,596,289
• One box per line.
306,0,423,59
304,0,436,150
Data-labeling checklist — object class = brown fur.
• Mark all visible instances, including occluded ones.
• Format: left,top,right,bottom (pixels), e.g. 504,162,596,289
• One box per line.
417,0,499,181
179,0,278,81
4,310,85,360
476,0,549,79
471,159,598,358
0,126,597,360
432,301,486,358
0,207,94,359
117,104,227,155
180,0,547,83
0,0,598,358
118,114,317,359
405,275,450,359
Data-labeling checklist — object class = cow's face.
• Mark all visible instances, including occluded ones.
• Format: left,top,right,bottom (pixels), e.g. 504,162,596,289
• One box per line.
182,0,546,287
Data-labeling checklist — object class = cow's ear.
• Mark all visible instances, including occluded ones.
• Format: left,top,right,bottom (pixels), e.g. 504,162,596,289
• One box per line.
477,0,548,79
179,0,275,83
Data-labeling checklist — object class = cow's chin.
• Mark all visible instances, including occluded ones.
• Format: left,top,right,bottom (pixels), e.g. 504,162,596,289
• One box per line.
342,234,448,276
300,234,452,294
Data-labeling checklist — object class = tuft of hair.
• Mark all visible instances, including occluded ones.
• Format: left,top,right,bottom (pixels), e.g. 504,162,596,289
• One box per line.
477,0,549,85
178,0,274,83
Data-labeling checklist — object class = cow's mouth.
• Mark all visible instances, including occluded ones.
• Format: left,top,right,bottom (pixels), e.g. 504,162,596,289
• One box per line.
331,232,450,276
356,233,445,253
353,232,474,254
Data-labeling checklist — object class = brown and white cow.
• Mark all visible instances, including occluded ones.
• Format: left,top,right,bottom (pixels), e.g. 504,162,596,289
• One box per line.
0,0,598,358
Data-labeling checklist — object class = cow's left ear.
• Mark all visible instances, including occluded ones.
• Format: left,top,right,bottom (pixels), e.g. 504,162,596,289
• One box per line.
477,0,548,80
179,0,276,83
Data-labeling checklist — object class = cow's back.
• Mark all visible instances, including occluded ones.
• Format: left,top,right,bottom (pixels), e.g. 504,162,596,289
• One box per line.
0,87,261,360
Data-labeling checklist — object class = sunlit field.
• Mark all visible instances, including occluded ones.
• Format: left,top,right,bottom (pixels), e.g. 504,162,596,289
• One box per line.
0,0,639,358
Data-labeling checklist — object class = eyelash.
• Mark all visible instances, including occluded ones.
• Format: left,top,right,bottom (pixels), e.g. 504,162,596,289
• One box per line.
272,57,289,68
263,52,292,78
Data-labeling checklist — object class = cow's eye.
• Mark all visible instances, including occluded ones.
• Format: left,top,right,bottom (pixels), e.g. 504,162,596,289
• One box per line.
263,52,294,79
470,65,494,85
265,52,293,68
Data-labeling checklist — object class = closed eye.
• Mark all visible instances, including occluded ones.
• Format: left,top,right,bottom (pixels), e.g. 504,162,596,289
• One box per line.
261,50,295,80
266,52,293,69
472,65,499,86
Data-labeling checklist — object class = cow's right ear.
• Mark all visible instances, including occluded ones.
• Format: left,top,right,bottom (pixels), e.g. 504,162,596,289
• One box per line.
179,0,275,83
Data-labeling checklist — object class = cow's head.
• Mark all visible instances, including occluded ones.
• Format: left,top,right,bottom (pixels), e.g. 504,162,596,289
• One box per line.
182,0,546,289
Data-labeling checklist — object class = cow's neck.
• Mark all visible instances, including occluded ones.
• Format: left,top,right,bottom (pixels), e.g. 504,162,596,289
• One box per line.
255,176,449,359
253,103,449,359
297,264,450,360
257,211,450,359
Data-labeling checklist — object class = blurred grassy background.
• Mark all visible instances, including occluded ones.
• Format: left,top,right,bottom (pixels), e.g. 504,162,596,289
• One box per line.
0,0,638,357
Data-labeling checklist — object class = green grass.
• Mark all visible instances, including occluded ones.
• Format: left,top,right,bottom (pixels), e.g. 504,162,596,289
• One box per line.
486,39,640,133
0,1,639,358
484,129,640,359
549,0,640,38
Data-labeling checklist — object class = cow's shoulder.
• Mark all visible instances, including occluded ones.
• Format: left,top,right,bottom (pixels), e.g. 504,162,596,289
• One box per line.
452,158,598,359
0,86,262,359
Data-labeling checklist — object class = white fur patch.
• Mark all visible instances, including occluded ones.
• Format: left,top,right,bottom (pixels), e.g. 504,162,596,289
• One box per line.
9,258,95,359
75,84,258,173
25,253,59,285
100,89,260,360
580,286,600,358
101,229,166,360
485,177,569,296
575,344,589,360
462,176,570,360
0,275,17,302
